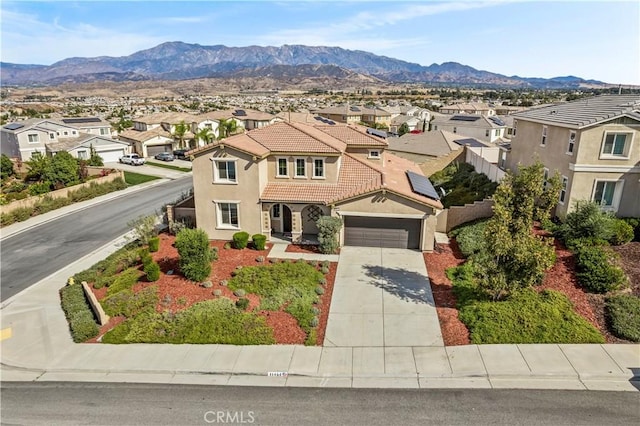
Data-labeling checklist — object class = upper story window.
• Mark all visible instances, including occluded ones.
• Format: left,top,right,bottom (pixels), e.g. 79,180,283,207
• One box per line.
72,130,77,135
295,158,306,178
567,131,576,155
600,132,632,159
559,175,568,204
494,129,500,137
27,134,39,143
49,133,55,140
485,130,490,137
63,131,69,136
313,158,325,179
368,150,381,159
277,157,288,177
541,126,548,146
213,159,237,184
512,120,517,137
100,128,109,135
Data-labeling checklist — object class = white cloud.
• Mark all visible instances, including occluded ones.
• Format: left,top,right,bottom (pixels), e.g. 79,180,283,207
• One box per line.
1,9,164,64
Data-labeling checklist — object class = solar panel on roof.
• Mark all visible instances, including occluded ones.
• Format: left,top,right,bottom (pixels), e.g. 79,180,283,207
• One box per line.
450,115,481,122
454,138,486,148
233,110,247,116
350,106,360,112
406,171,440,201
61,117,102,124
489,116,505,126
4,123,24,130
366,128,387,138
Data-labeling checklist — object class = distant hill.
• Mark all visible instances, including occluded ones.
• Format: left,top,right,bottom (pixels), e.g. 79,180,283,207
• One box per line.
0,42,609,88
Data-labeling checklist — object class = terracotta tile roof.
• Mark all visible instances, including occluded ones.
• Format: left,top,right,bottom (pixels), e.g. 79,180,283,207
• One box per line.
315,125,388,147
119,128,172,142
247,122,342,154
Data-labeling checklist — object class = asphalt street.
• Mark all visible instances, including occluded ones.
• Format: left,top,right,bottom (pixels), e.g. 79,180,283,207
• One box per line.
0,176,193,301
1,382,638,425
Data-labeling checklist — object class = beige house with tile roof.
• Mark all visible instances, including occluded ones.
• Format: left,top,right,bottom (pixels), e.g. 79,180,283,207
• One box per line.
505,94,640,218
188,121,443,251
316,105,392,128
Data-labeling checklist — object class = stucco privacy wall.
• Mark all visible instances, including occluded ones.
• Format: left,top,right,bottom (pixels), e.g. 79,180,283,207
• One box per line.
436,199,495,233
0,171,124,214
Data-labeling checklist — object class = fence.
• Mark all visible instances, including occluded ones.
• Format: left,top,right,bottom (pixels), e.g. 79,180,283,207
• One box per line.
436,198,495,233
465,147,505,183
1,170,124,214
166,196,196,231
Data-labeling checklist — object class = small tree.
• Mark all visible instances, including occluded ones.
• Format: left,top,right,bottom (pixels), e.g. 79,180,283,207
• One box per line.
88,145,104,167
1,154,15,181
316,216,343,254
175,228,213,282
173,120,190,149
128,215,159,246
217,118,239,140
196,127,215,145
398,122,410,136
25,151,52,181
45,151,80,188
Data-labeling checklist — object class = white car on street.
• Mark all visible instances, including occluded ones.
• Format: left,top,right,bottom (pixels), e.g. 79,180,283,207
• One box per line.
119,154,145,166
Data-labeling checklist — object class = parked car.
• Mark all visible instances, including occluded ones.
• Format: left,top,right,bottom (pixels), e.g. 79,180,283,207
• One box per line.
173,149,190,160
119,153,145,166
154,152,175,162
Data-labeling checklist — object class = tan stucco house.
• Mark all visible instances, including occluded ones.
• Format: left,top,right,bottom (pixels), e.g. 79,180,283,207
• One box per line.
188,121,443,251
505,95,640,218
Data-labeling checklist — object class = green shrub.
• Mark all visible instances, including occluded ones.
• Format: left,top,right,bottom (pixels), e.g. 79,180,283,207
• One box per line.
236,297,250,310
144,261,161,282
234,289,246,297
102,299,275,344
28,181,51,196
232,231,250,249
106,268,141,296
175,228,213,282
620,217,640,241
148,237,160,253
608,219,634,245
458,289,605,344
0,212,16,226
447,261,486,307
450,219,489,258
33,195,72,214
11,207,34,222
252,234,267,250
606,294,640,342
102,286,158,318
1,154,15,181
574,245,626,293
211,246,219,261
556,201,614,246
430,162,497,208
315,286,325,295
60,283,99,342
316,216,342,254
305,328,318,346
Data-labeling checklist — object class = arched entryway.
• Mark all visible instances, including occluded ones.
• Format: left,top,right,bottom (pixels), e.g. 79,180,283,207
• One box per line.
271,203,292,234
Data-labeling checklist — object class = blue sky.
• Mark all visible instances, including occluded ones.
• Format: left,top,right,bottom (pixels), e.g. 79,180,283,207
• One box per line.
2,1,639,85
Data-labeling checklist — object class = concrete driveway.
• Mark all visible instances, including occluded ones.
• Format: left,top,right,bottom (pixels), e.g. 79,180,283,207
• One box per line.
324,247,443,348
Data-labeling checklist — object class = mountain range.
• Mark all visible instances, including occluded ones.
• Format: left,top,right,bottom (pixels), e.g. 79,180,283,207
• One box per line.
0,42,609,89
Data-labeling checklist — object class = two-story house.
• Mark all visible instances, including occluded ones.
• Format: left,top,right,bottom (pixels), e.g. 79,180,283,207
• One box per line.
430,114,508,143
121,112,198,156
505,95,640,217
315,105,392,128
439,102,496,116
188,121,443,251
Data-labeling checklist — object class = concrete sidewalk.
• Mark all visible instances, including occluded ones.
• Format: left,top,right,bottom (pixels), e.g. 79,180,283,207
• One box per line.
1,236,639,391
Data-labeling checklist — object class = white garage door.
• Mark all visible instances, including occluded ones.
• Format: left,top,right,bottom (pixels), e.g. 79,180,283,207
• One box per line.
100,149,125,163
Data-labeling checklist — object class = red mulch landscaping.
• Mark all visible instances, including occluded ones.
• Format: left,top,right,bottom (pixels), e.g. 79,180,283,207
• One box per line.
423,240,470,346
424,228,638,346
91,234,337,345
285,244,340,255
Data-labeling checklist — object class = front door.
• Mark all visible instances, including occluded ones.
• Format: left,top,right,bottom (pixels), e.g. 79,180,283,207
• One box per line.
282,205,292,233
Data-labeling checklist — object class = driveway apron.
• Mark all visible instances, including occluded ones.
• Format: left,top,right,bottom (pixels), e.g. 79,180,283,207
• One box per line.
324,247,443,347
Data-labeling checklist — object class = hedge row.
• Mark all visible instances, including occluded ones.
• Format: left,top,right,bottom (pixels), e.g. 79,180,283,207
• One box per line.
59,284,99,343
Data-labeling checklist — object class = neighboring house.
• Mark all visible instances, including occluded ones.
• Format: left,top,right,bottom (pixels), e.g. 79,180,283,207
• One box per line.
315,105,392,128
430,114,508,143
46,134,131,162
234,109,277,130
60,117,113,138
118,128,174,158
505,94,640,217
387,130,464,176
439,102,496,116
131,112,197,151
188,121,443,251
1,118,87,161
389,115,424,135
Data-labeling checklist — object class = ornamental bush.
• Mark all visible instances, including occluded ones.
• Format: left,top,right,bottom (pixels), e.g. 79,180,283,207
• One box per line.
144,261,161,282
608,219,634,246
148,237,160,253
175,228,213,282
574,245,627,293
60,283,99,342
252,234,267,250
606,294,640,342
232,231,250,249
316,216,342,254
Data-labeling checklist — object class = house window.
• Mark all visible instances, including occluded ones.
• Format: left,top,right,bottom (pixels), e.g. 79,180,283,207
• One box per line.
567,131,576,155
277,158,288,177
213,159,237,183
495,129,500,137
49,133,55,140
205,123,212,129
77,150,88,159
541,126,548,146
100,128,109,135
295,158,306,178
559,176,568,204
368,150,381,159
27,134,39,143
313,158,325,178
513,120,517,136
453,127,457,134
485,130,490,137
433,125,438,131
72,130,77,135
63,131,68,136
542,168,549,190
216,202,239,228
592,180,623,211
601,132,631,158
272,204,280,218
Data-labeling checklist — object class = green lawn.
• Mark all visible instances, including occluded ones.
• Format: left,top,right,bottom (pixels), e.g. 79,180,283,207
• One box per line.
124,171,160,185
146,161,192,172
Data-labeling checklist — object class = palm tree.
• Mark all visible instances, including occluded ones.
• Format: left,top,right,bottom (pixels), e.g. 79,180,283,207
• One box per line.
173,120,190,149
196,127,214,146
217,118,239,140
